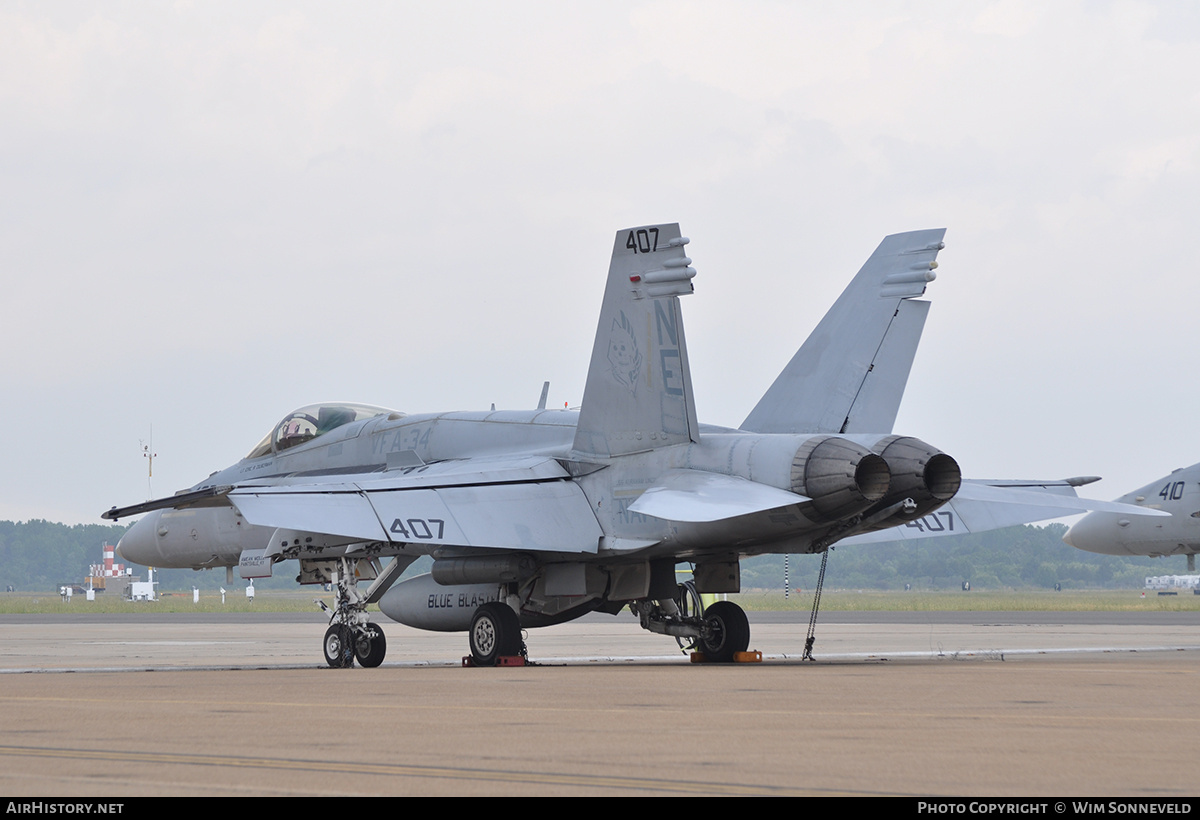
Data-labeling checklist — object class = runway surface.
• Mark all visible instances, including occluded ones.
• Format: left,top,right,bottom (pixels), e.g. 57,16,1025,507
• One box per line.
2,611,1199,796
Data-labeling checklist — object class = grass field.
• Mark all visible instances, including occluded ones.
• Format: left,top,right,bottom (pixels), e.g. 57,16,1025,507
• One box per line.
737,589,1200,612
3,588,1199,614
0,589,337,614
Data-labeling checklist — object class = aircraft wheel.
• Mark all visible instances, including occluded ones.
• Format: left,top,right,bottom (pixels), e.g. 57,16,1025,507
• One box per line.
469,602,521,666
323,624,355,668
354,622,387,668
699,601,750,663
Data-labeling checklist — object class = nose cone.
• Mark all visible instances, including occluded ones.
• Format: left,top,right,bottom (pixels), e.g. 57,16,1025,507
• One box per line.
1063,512,1122,555
114,510,163,567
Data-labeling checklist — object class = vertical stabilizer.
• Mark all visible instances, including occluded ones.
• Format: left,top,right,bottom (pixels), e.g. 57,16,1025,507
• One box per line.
573,224,699,457
741,228,946,435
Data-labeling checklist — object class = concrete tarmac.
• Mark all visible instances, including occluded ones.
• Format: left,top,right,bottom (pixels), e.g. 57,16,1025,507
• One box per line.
2,612,1199,796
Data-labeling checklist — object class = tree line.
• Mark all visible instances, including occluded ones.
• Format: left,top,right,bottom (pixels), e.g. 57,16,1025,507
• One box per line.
0,519,1180,593
739,523,1173,591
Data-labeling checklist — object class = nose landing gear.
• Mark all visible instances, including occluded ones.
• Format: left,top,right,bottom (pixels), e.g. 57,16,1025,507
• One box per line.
316,556,408,668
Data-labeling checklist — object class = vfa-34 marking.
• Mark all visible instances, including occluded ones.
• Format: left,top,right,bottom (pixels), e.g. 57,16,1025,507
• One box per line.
105,223,1163,668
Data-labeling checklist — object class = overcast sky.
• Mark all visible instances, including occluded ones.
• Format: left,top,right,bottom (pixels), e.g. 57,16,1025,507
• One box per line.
3,1,1198,525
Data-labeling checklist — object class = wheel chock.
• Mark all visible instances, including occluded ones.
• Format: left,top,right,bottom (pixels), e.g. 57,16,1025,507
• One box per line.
461,655,527,667
689,649,762,664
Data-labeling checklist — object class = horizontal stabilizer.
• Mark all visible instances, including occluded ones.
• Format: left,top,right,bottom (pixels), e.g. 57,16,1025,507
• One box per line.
951,481,1170,517
841,479,1168,546
628,469,809,523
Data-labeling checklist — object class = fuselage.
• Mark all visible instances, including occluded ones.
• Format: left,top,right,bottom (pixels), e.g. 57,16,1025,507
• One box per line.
115,403,956,570
1063,464,1200,557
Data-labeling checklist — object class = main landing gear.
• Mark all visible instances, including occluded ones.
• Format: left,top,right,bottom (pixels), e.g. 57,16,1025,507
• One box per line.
632,582,751,663
467,601,526,666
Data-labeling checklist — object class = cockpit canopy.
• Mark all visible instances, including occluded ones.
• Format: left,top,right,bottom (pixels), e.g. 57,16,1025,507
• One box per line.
245,403,401,459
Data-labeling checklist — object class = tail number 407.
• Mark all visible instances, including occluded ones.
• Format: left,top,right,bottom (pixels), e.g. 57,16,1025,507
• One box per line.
626,227,660,253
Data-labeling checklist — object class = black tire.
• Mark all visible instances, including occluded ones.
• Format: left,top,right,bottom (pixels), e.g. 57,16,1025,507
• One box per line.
699,601,750,663
323,624,354,668
354,622,387,668
469,602,521,666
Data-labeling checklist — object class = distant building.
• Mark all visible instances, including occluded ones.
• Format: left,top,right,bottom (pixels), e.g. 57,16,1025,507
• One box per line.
1144,575,1200,591
86,543,135,599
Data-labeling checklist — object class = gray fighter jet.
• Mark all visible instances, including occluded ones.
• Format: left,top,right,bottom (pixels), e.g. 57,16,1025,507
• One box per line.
1064,463,1200,570
105,224,1160,667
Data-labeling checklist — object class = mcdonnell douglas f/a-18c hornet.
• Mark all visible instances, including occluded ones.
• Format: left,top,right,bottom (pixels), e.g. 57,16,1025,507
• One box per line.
1064,462,1200,571
105,224,1161,667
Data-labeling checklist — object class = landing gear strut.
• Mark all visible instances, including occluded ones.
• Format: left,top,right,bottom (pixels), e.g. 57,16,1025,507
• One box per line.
673,579,703,653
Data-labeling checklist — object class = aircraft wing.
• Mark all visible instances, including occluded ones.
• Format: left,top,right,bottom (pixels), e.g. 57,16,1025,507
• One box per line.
839,479,1169,545
226,456,605,553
